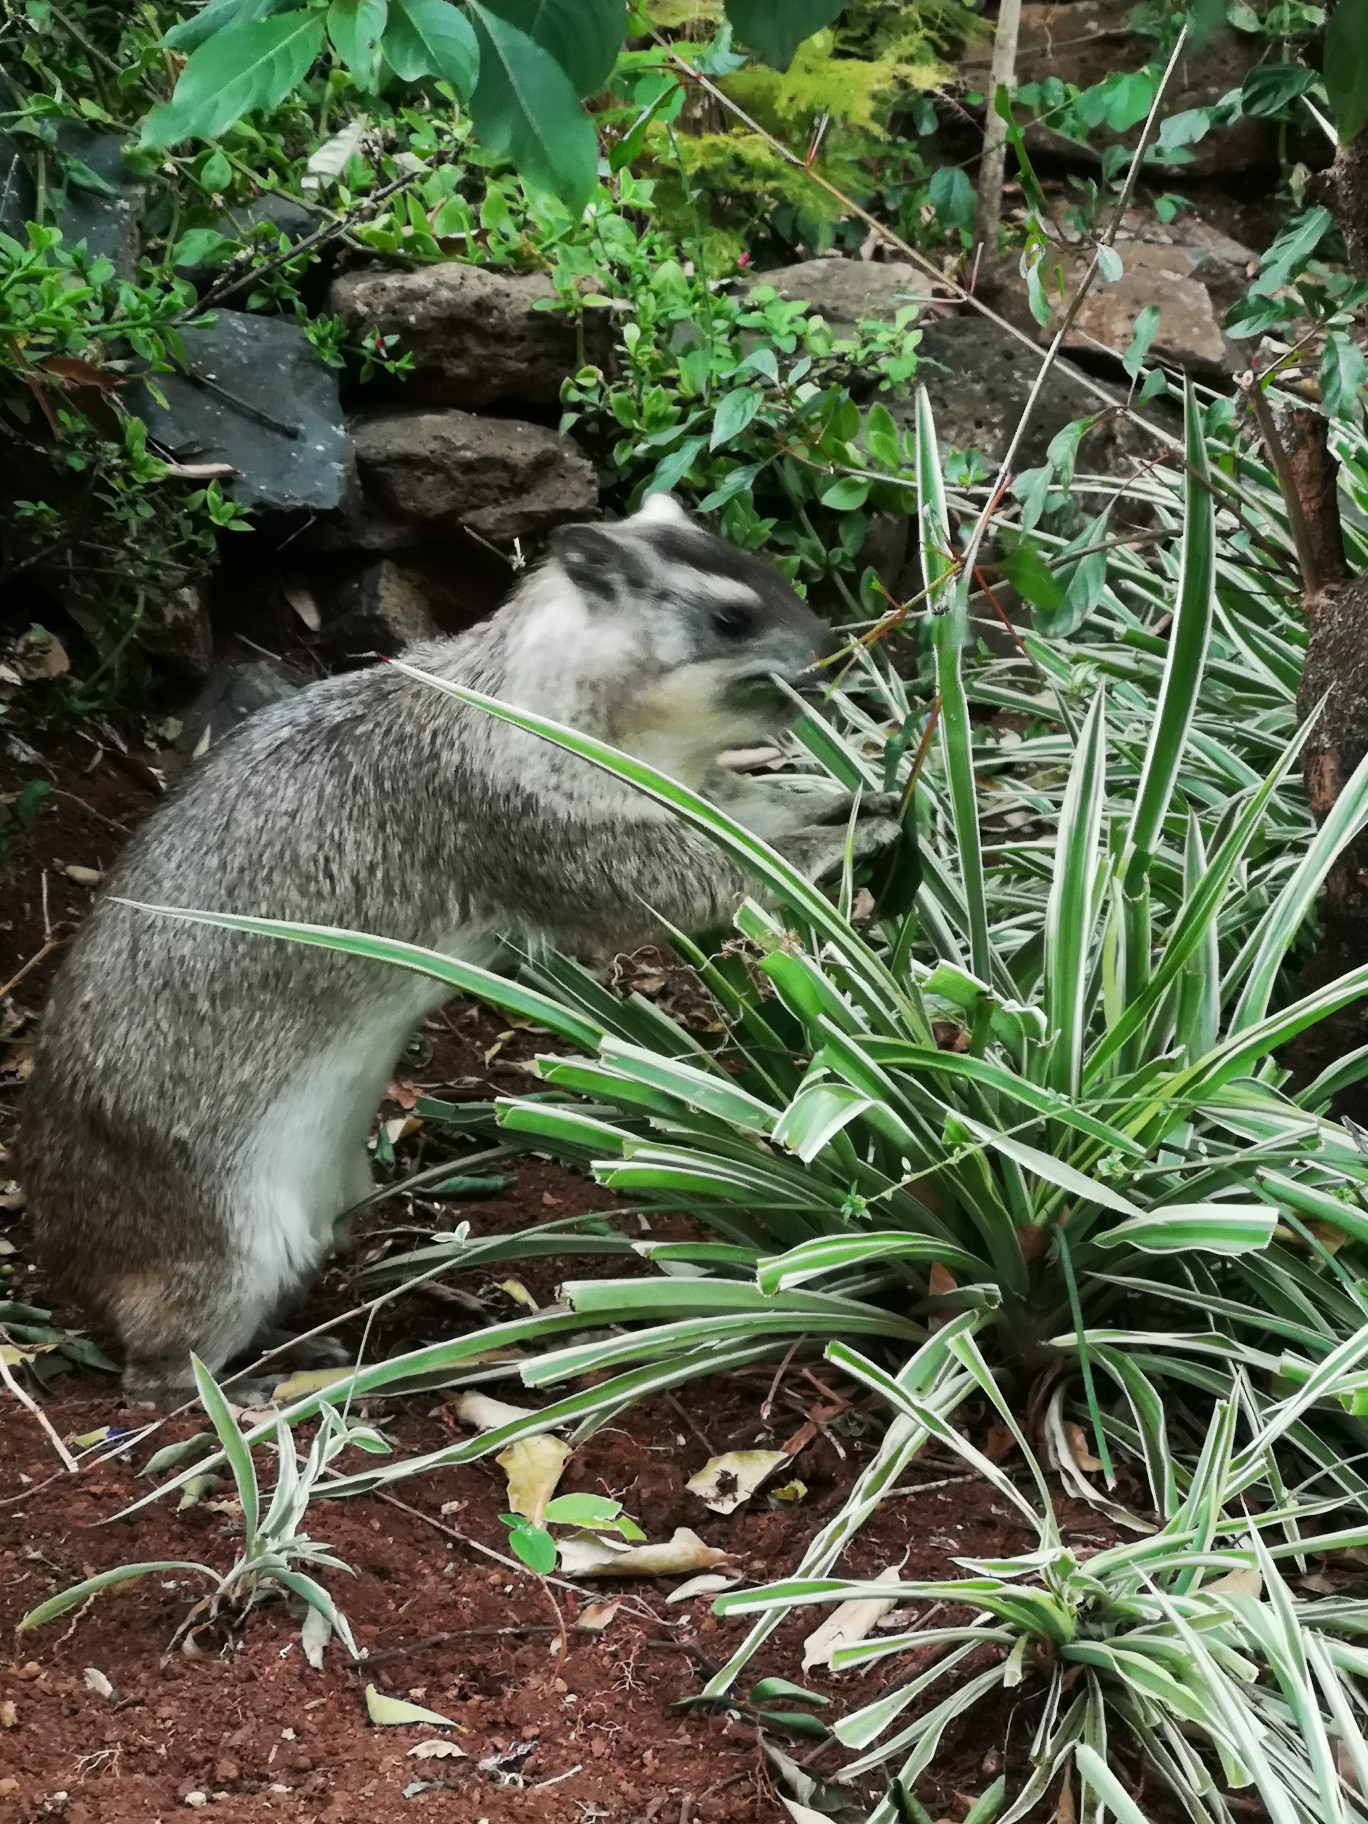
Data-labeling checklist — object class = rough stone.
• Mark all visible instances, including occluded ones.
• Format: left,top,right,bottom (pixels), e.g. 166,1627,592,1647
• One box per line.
137,583,214,679
328,263,604,411
1042,241,1230,374
908,312,1160,474
745,257,937,333
962,2,1274,178
317,559,441,659
346,408,598,547
54,127,144,277
133,312,351,515
1116,209,1257,316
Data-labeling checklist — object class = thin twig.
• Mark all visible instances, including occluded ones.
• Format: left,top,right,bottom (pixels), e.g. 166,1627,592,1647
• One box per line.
0,1338,79,1472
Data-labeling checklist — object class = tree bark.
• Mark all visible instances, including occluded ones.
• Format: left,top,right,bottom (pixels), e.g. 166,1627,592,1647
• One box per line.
1282,55,1368,1105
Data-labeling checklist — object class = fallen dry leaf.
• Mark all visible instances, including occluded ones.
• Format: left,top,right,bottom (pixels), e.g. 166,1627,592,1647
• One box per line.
665,1572,741,1604
1064,1422,1104,1475
575,1599,623,1632
407,1739,467,1760
61,864,103,887
81,1668,114,1700
498,1435,571,1526
686,1449,789,1516
300,1606,331,1671
0,1700,15,1727
802,1564,902,1671
557,1526,733,1580
498,1278,538,1311
280,577,322,631
365,1687,460,1728
1206,1566,1262,1599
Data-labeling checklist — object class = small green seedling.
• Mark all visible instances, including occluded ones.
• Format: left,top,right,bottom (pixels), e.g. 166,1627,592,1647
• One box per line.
20,1356,388,1665
500,1493,645,1574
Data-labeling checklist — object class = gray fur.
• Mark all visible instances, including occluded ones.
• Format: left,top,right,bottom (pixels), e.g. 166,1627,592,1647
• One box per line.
20,497,897,1401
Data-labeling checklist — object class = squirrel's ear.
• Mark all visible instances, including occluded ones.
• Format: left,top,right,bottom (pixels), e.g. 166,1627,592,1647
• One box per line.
633,492,689,528
548,524,619,598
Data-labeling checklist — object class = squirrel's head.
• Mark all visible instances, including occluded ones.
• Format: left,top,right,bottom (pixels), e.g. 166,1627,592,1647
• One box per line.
542,495,831,777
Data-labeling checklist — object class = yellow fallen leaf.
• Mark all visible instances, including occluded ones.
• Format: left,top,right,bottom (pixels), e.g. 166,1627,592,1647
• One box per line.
770,1479,808,1504
365,1687,460,1728
557,1526,735,1580
1206,1566,1263,1599
802,1564,902,1670
686,1449,789,1516
498,1435,571,1525
498,1278,539,1311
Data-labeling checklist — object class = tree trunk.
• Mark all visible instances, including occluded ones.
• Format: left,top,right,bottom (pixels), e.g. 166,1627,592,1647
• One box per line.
974,0,1023,252
1283,65,1368,1106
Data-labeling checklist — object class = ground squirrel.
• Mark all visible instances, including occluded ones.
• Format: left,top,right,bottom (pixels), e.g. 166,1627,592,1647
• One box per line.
21,496,898,1402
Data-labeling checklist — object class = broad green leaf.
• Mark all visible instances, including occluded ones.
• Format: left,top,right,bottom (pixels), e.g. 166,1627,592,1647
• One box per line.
467,2,596,206
821,476,870,510
1321,330,1368,420
1326,0,1368,143
142,11,327,145
723,0,845,71
384,0,478,92
1002,543,1065,617
1091,1205,1277,1258
1123,303,1162,379
328,0,388,88
1249,207,1333,297
163,0,298,54
864,401,901,469
928,164,976,232
1102,70,1155,131
710,386,763,451
476,0,626,96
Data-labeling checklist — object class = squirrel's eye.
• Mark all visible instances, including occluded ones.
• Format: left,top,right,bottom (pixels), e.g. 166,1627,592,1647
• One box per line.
711,603,753,638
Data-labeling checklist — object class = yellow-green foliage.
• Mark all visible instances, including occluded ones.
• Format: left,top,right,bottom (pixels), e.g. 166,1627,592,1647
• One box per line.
725,27,942,139
640,2,977,264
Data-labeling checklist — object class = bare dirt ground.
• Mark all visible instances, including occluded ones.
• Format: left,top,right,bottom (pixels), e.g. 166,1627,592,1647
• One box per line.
0,723,1128,1823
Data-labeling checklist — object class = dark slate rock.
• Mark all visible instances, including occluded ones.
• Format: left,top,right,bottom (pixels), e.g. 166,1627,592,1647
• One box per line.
133,312,352,515
54,126,143,277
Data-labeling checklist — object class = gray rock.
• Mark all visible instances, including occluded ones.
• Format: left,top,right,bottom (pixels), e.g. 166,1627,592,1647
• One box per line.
962,1,1273,178
133,313,352,515
1016,241,1232,376
178,657,302,757
317,559,441,659
328,262,605,410
54,127,143,278
744,258,936,334
137,583,214,679
218,193,318,244
910,313,1156,474
346,408,598,547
